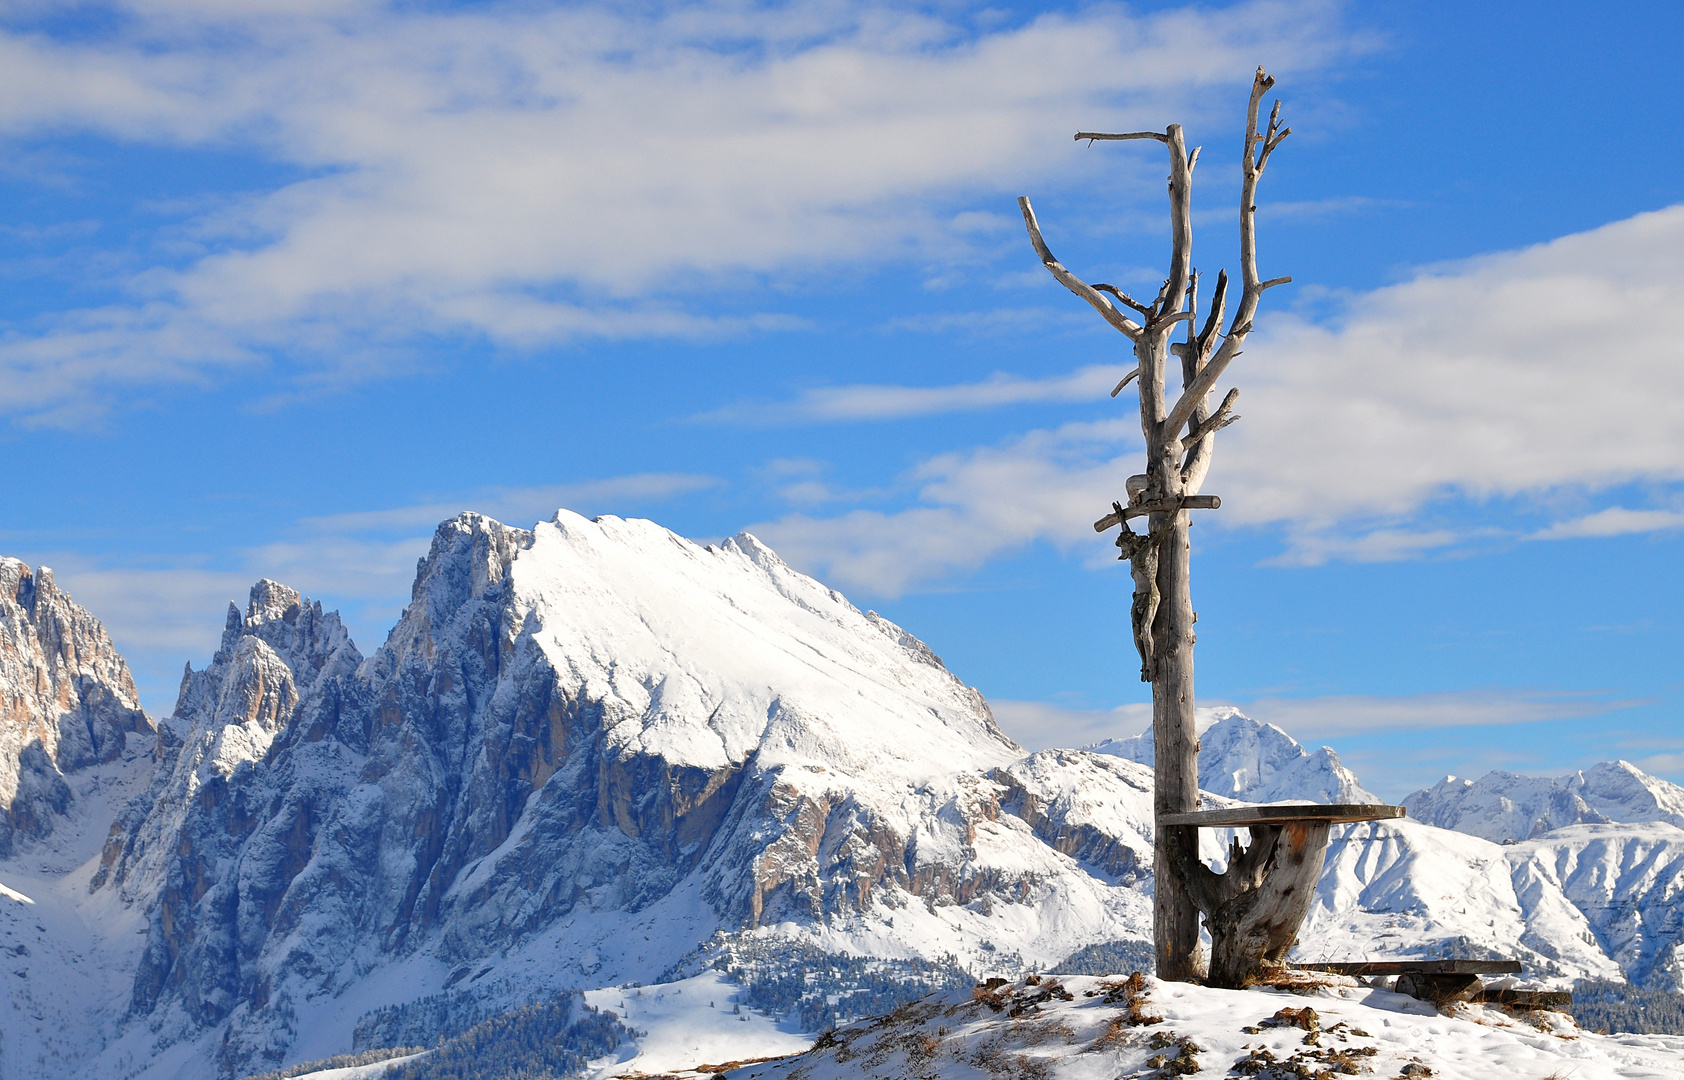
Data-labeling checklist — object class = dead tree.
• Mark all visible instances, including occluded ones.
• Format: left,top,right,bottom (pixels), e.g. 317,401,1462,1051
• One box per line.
1019,67,1292,982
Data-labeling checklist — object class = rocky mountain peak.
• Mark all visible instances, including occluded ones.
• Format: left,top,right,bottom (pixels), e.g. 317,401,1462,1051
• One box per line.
1088,708,1377,805
246,578,300,623
0,556,151,856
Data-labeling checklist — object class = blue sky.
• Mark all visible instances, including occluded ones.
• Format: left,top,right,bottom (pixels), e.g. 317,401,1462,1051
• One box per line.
2,0,1682,799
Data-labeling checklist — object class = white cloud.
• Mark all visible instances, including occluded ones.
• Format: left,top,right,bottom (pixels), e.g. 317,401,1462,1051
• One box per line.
988,699,1152,751
753,417,1139,595
0,0,1360,422
1232,689,1644,739
705,363,1129,424
1218,205,1684,531
1526,507,1684,541
752,203,1684,590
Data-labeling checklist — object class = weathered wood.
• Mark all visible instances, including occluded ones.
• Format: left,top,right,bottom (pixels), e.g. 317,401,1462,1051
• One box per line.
1181,388,1239,449
1017,198,1143,341
1165,819,1331,988
1294,960,1521,976
1396,972,1483,1003
1092,496,1220,533
1075,130,1171,144
1474,987,1573,1009
1021,67,1293,985
1160,803,1402,827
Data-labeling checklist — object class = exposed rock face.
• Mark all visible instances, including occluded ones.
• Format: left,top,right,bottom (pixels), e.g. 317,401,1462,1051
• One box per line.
92,513,1156,1077
1089,707,1379,806
0,557,151,856
1404,761,1684,843
95,577,364,1049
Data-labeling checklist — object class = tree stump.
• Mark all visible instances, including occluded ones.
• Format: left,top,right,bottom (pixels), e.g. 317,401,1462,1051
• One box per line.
1161,804,1402,988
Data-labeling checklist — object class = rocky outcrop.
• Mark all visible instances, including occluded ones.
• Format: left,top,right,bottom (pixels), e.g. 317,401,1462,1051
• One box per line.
993,750,1154,884
0,557,151,856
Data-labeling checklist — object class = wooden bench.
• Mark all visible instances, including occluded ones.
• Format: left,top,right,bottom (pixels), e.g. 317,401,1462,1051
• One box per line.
1293,959,1571,1009
1160,804,1404,988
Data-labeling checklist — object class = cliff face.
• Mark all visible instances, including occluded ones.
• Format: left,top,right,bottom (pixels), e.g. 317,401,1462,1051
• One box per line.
91,512,1156,1077
0,558,151,856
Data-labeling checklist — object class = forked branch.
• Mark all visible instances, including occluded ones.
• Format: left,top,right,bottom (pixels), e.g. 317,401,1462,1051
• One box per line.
1163,67,1289,438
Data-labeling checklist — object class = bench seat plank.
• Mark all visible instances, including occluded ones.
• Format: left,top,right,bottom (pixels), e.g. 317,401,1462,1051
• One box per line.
1159,803,1404,827
1294,960,1522,976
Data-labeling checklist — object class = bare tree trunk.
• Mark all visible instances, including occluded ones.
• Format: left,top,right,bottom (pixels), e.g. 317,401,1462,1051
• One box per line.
1021,67,1292,982
1151,510,1202,979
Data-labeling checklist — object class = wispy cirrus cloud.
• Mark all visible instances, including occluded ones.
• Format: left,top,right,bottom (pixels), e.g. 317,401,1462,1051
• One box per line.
700,364,1130,424
1232,689,1646,739
0,0,1362,423
1526,507,1684,541
987,699,1153,751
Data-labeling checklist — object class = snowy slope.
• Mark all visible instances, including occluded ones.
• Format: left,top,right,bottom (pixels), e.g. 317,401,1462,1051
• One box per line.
1089,706,1380,805
714,973,1684,1080
1406,761,1684,842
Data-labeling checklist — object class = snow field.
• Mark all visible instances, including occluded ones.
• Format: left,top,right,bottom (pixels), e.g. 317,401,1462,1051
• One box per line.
583,971,813,1077
722,974,1684,1080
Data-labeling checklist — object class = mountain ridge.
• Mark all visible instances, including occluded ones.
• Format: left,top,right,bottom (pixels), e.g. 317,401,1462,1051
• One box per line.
1,511,1681,1080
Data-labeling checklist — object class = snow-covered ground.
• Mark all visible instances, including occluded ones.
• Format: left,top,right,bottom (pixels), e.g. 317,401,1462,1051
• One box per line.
583,972,813,1077
0,739,155,1079
723,974,1684,1080
285,1053,428,1080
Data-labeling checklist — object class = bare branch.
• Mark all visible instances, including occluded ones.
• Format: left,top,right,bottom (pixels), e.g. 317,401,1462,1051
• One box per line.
1180,388,1239,448
1259,276,1291,291
1167,64,1289,439
1111,369,1139,397
1164,331,1246,436
1093,283,1151,315
1151,309,1192,327
1186,146,1201,173
1093,494,1221,532
1197,270,1228,360
1148,278,1172,320
1076,131,1169,144
1018,196,1143,340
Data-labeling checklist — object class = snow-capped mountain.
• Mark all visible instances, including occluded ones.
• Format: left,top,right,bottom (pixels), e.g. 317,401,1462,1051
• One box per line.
2,512,1683,1080
1404,761,1684,843
0,558,152,857
1088,706,1380,805
72,512,1162,1077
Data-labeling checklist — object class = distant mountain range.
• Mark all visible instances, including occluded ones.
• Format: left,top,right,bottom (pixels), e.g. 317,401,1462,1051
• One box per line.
1,513,1681,1080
